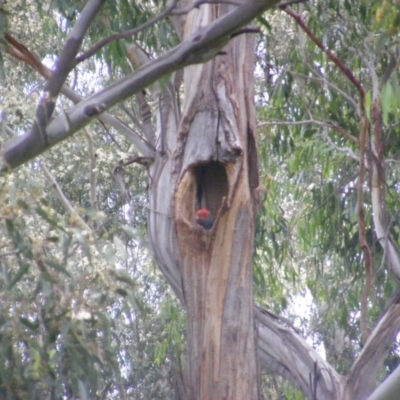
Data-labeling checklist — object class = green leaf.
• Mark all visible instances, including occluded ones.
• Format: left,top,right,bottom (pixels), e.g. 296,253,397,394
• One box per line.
36,206,62,229
121,225,139,239
44,259,71,277
376,32,390,53
109,269,136,287
257,15,272,32
381,81,393,126
20,317,39,331
364,90,372,121
8,263,29,289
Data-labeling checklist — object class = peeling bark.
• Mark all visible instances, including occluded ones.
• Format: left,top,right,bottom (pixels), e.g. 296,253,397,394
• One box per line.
148,3,260,399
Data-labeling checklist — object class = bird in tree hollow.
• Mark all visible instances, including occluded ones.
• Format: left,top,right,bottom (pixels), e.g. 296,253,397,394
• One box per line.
195,208,214,230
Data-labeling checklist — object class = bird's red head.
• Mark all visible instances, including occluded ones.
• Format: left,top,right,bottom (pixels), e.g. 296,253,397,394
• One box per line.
196,208,213,230
196,208,211,220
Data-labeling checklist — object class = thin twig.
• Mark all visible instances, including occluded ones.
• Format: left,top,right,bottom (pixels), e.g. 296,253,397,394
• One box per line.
76,0,179,64
0,249,21,258
258,119,359,144
321,131,359,162
284,3,375,343
40,161,92,232
84,129,98,211
358,107,372,344
281,68,358,110
284,6,365,98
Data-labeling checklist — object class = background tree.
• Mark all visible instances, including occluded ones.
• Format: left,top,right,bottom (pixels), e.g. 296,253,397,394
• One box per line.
1,1,400,399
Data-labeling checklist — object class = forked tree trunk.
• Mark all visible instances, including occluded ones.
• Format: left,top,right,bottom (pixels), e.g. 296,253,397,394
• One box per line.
147,3,260,399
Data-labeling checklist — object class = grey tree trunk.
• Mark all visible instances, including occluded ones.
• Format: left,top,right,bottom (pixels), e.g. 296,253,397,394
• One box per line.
147,3,260,399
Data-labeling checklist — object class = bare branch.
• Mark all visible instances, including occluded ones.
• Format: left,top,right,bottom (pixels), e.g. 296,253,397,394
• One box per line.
367,363,400,400
283,3,380,347
84,129,98,211
256,307,344,400
3,34,155,158
30,0,105,147
349,289,400,400
366,55,400,281
358,109,373,344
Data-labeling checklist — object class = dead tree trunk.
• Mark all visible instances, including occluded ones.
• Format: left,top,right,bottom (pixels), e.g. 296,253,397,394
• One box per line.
148,3,260,399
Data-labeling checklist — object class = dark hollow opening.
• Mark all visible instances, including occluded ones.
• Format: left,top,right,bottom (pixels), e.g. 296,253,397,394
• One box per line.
194,161,228,220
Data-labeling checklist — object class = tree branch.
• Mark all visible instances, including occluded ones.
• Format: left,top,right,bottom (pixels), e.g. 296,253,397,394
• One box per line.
126,43,157,146
29,0,105,148
1,0,280,172
283,6,365,98
171,0,242,15
282,68,358,111
3,33,155,158
358,105,373,345
366,58,400,281
277,0,308,9
258,118,359,145
256,307,344,400
349,289,400,400
84,129,98,211
367,362,400,400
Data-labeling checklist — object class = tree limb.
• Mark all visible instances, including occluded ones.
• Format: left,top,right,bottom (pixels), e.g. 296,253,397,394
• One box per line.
256,307,344,400
1,0,280,172
29,0,105,148
3,34,155,159
348,289,400,400
367,362,400,400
